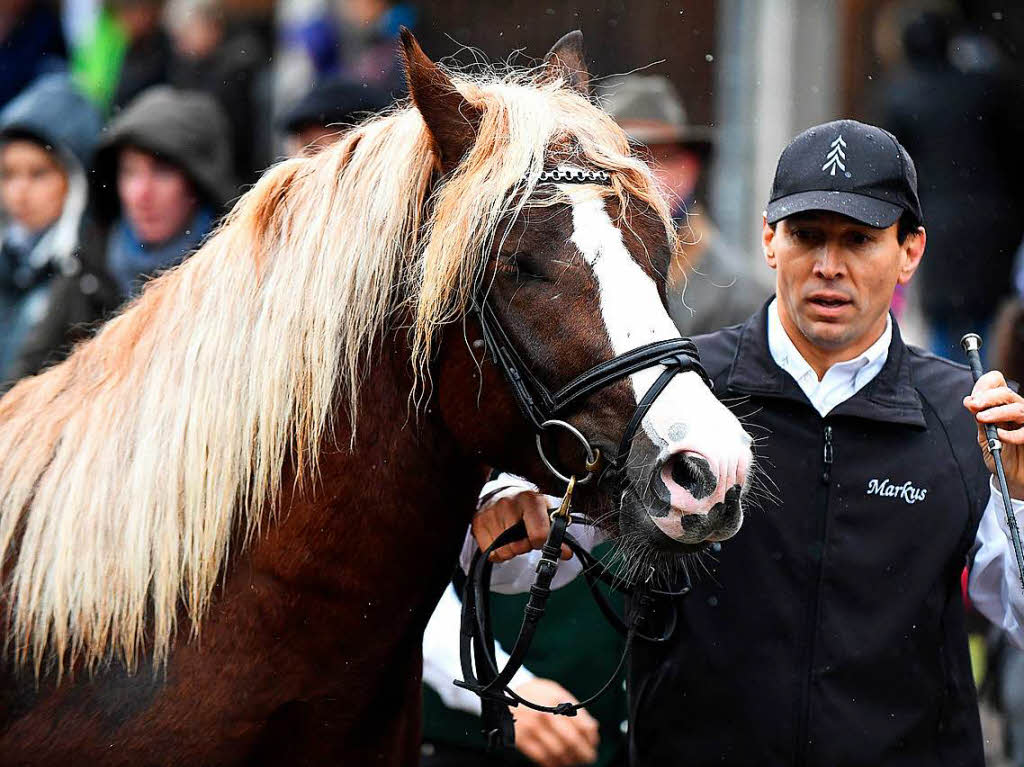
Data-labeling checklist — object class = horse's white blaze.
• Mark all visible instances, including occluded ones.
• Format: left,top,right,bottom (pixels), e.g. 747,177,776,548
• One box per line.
566,187,749,527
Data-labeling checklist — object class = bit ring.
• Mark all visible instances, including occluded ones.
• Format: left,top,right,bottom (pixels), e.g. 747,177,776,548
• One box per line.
535,419,599,485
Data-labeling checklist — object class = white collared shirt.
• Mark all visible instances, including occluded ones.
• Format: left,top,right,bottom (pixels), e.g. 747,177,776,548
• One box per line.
766,298,892,417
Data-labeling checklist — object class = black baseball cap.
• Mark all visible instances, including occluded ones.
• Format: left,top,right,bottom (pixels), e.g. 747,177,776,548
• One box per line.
765,119,923,229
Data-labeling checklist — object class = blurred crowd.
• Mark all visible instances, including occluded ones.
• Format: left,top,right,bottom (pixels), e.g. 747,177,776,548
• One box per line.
0,0,398,388
3,0,1024,765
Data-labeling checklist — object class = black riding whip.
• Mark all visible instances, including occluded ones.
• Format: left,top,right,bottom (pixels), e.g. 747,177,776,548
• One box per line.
961,333,1024,592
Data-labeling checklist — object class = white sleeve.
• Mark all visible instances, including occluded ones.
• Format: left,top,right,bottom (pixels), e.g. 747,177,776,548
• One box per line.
968,477,1024,649
421,583,536,715
458,472,606,594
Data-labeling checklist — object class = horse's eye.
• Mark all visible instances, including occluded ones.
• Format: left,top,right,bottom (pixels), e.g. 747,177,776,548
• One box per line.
497,252,544,280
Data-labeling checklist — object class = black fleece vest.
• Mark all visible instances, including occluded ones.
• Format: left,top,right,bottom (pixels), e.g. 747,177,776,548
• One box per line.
628,303,988,767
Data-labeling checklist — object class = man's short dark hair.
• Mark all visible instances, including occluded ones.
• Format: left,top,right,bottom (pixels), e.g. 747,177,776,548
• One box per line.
896,212,922,244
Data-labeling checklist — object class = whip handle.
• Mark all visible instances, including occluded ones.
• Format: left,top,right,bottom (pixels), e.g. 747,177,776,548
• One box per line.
961,333,1024,592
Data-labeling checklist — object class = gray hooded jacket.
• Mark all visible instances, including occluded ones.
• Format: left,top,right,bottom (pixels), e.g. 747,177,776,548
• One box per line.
92,86,236,221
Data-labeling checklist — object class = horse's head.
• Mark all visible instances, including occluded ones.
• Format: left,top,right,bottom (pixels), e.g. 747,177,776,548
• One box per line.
404,31,753,555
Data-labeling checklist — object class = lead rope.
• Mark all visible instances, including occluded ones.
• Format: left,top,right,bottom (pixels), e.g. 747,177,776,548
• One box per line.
455,475,684,751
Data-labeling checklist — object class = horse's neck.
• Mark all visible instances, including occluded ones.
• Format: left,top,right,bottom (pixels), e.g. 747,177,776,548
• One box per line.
242,333,483,637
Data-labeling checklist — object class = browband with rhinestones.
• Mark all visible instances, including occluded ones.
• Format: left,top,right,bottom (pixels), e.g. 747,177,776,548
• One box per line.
537,167,611,184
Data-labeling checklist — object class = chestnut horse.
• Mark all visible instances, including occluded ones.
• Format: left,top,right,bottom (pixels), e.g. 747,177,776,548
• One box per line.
0,31,752,765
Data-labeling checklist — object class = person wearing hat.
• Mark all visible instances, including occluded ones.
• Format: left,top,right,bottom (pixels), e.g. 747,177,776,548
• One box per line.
462,119,1024,766
601,74,771,336
278,76,390,156
91,84,234,299
0,73,119,386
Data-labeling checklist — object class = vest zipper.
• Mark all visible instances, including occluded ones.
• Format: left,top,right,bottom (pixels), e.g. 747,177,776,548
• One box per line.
798,423,834,766
822,424,833,484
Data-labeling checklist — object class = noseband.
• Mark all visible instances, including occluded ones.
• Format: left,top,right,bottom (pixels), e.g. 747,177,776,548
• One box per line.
456,167,708,751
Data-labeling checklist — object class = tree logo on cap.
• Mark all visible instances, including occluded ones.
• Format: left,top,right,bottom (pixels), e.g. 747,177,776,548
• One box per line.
822,134,847,176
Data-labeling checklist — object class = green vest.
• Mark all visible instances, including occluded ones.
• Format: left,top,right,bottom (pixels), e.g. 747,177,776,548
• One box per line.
422,545,627,766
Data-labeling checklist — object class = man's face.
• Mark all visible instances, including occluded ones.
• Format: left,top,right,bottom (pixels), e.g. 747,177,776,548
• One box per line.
763,211,924,357
117,147,197,246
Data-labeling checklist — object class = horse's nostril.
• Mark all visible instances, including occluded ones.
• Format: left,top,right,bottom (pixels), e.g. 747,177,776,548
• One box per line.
668,453,716,501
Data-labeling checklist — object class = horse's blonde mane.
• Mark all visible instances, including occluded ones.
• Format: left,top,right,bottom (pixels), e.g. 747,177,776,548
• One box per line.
0,66,673,676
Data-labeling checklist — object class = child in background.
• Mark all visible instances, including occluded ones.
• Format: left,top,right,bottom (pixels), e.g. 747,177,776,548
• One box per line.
0,73,117,386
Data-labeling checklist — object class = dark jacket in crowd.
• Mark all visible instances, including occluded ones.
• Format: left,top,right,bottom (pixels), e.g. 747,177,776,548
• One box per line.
879,20,1024,321
627,303,988,766
111,26,173,113
169,27,268,183
0,1,66,109
1,219,119,384
0,74,119,386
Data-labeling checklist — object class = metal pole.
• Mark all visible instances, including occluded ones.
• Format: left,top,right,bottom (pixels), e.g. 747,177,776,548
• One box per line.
962,333,1024,592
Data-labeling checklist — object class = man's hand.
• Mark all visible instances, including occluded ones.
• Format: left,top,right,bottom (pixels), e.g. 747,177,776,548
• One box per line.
511,678,600,767
472,491,571,562
964,370,1024,498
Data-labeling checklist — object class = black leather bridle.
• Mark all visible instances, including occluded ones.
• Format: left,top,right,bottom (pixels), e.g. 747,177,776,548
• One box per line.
475,300,711,483
454,167,711,750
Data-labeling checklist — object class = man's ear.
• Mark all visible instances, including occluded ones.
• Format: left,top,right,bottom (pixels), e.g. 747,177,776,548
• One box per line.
400,27,482,172
762,215,778,270
897,226,926,285
541,30,590,96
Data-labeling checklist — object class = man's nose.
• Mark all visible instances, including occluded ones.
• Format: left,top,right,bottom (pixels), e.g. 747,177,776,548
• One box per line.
813,244,843,279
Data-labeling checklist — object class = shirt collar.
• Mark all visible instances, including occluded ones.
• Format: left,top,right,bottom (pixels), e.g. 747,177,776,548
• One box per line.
766,297,892,384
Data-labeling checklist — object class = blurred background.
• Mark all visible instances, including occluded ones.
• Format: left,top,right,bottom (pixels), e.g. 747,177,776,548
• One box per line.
2,0,1024,763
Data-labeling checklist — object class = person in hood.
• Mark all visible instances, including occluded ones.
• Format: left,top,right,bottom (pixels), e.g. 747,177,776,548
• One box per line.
0,73,116,386
91,85,234,299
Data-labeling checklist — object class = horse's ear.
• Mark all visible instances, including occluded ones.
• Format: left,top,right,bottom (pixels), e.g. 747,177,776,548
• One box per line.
542,30,590,96
400,27,481,171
